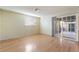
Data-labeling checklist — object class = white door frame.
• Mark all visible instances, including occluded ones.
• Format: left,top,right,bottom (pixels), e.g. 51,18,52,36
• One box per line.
76,13,79,41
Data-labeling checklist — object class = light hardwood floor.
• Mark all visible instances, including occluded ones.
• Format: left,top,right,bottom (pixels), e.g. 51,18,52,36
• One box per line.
0,34,79,52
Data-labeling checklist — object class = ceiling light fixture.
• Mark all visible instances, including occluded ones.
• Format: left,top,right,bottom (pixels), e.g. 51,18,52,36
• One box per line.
34,8,40,12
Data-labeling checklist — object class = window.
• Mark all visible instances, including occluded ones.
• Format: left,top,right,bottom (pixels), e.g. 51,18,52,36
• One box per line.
63,17,66,22
69,23,75,32
67,16,71,22
71,16,76,22
62,15,76,32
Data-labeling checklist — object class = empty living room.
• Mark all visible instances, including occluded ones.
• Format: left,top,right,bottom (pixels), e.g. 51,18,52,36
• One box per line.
0,6,79,52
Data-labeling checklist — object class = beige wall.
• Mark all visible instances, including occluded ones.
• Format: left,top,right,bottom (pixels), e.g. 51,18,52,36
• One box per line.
0,9,40,40
0,10,2,39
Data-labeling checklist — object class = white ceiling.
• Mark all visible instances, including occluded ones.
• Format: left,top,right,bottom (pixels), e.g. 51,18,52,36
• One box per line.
0,6,79,17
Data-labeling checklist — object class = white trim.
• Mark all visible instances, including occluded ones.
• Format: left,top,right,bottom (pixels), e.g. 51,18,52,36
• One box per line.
75,13,79,41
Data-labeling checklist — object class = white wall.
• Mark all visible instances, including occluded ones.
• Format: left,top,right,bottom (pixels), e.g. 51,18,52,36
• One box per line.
0,9,40,40
40,15,52,36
